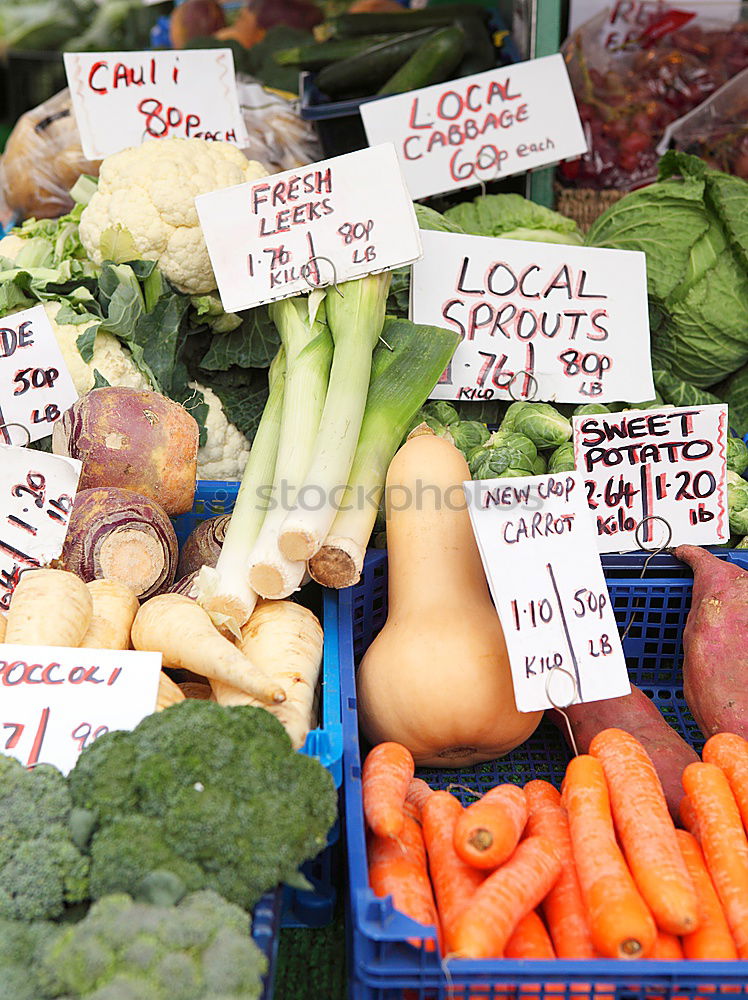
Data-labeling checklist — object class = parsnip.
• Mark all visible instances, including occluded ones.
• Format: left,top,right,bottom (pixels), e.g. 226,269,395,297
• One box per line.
80,579,139,650
5,569,92,647
131,594,286,705
210,598,323,749
156,671,186,711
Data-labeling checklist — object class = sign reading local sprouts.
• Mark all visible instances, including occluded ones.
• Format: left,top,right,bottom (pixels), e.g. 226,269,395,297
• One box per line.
410,230,654,404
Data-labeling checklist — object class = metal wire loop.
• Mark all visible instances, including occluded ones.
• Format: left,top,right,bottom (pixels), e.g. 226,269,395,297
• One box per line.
508,370,539,402
545,666,580,757
619,515,675,643
0,422,31,447
300,255,344,297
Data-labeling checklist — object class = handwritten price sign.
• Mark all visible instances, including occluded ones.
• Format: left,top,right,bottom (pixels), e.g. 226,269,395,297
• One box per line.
196,144,422,312
0,305,78,445
360,54,587,200
573,405,730,552
64,49,248,161
411,230,654,404
0,447,82,611
0,645,161,774
465,472,630,712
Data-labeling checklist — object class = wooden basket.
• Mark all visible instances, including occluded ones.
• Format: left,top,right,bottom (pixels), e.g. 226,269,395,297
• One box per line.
554,184,625,232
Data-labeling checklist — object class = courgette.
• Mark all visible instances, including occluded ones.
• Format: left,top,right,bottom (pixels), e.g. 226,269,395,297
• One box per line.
453,15,497,76
315,27,438,97
332,5,489,37
377,24,466,96
273,34,395,70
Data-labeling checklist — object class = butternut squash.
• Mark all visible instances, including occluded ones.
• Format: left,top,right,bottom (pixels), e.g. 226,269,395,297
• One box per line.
357,429,542,767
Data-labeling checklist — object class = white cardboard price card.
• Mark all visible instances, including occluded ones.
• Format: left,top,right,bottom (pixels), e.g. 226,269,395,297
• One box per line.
0,645,161,774
573,405,730,553
0,305,78,445
0,446,82,612
63,49,249,161
196,144,422,313
465,471,630,713
411,229,653,404
359,54,587,200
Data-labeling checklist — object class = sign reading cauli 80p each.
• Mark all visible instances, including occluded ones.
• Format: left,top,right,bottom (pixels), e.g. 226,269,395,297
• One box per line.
359,54,587,200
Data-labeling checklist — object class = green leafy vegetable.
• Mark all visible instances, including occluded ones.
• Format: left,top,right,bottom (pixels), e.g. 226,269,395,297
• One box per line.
512,402,572,450
727,436,748,476
727,471,748,536
444,193,583,245
548,441,576,473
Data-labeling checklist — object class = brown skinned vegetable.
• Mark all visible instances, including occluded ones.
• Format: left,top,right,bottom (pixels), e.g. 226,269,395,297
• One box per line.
176,515,229,581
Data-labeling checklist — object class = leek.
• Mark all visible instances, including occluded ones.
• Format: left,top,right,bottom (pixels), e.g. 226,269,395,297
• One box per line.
307,318,460,589
278,272,391,562
194,346,286,626
248,291,333,598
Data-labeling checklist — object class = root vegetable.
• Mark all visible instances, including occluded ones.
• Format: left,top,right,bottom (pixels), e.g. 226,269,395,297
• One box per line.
677,829,737,961
156,672,186,711
61,487,178,599
53,388,199,516
131,594,285,705
674,545,748,739
5,568,92,646
703,732,748,830
362,742,415,840
79,579,139,650
405,778,434,815
176,515,229,581
179,682,212,700
209,599,323,749
453,784,528,870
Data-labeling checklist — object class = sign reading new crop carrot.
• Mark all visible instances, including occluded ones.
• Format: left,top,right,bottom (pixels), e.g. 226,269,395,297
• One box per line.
0,644,161,774
411,229,653,404
572,405,730,553
359,54,588,200
465,471,630,713
63,49,249,161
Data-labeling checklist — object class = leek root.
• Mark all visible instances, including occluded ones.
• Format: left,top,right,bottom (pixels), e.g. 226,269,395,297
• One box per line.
5,569,93,647
131,593,286,705
210,598,323,749
80,578,139,649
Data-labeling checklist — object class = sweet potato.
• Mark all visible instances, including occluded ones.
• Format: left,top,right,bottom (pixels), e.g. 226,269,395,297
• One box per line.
675,545,748,740
547,685,698,822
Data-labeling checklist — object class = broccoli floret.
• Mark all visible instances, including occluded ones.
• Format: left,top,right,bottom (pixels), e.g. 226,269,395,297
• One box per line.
0,755,90,921
0,916,57,1000
69,701,337,910
37,891,267,1000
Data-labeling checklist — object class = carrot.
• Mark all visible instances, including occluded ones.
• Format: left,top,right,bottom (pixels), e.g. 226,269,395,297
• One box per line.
563,754,657,959
676,830,737,961
703,732,748,834
362,741,415,840
79,578,139,650
421,791,485,953
525,779,596,959
368,815,442,952
405,777,434,815
453,783,528,870
680,796,701,841
451,835,561,959
649,931,683,959
682,761,748,957
504,910,556,959
5,568,92,647
589,728,698,936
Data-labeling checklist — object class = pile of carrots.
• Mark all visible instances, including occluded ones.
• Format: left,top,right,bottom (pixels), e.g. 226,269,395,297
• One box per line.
363,730,748,963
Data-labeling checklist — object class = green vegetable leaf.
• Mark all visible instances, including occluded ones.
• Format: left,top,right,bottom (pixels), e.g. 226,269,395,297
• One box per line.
199,366,270,440
199,307,280,371
99,226,139,265
91,369,111,389
75,324,99,364
445,193,582,243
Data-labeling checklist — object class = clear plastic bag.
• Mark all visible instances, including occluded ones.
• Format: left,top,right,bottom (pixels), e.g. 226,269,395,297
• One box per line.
236,74,323,172
0,88,101,220
559,2,748,190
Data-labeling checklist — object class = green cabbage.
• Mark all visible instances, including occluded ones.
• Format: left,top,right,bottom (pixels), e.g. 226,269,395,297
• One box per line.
444,194,583,246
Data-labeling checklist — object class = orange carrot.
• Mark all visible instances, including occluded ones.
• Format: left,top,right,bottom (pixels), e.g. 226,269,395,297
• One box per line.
421,791,485,953
504,910,556,959
362,741,414,839
589,728,698,936
451,835,561,959
405,777,434,815
563,754,657,960
649,931,683,960
676,829,737,961
682,761,748,958
680,795,701,841
525,779,596,959
703,733,748,834
453,783,528,870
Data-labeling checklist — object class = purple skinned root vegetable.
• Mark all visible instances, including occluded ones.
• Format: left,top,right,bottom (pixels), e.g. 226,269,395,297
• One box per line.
675,545,748,740
52,387,198,516
176,515,229,580
61,486,178,599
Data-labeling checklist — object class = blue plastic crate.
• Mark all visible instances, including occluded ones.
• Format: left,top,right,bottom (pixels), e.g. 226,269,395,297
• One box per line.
340,548,748,1000
252,888,283,1000
172,480,343,929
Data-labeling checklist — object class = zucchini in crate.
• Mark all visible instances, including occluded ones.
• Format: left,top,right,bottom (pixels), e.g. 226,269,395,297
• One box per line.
315,27,438,97
274,34,395,70
377,25,466,96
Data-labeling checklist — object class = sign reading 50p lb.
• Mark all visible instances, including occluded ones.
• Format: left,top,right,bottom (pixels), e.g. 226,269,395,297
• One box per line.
360,54,587,200
411,230,653,404
196,144,422,313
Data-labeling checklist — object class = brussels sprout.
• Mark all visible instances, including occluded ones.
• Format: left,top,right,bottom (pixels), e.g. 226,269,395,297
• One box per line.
623,393,665,411
513,403,572,450
532,453,548,476
499,400,531,433
727,436,748,476
451,420,490,460
404,405,456,443
738,536,748,549
727,470,748,536
469,433,537,480
548,441,576,474
573,403,610,416
423,401,459,428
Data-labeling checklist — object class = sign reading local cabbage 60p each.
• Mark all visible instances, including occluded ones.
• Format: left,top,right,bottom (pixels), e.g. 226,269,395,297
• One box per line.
411,229,654,405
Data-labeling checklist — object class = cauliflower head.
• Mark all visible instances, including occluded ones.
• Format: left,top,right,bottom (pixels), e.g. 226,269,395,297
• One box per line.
190,381,250,480
79,139,267,294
